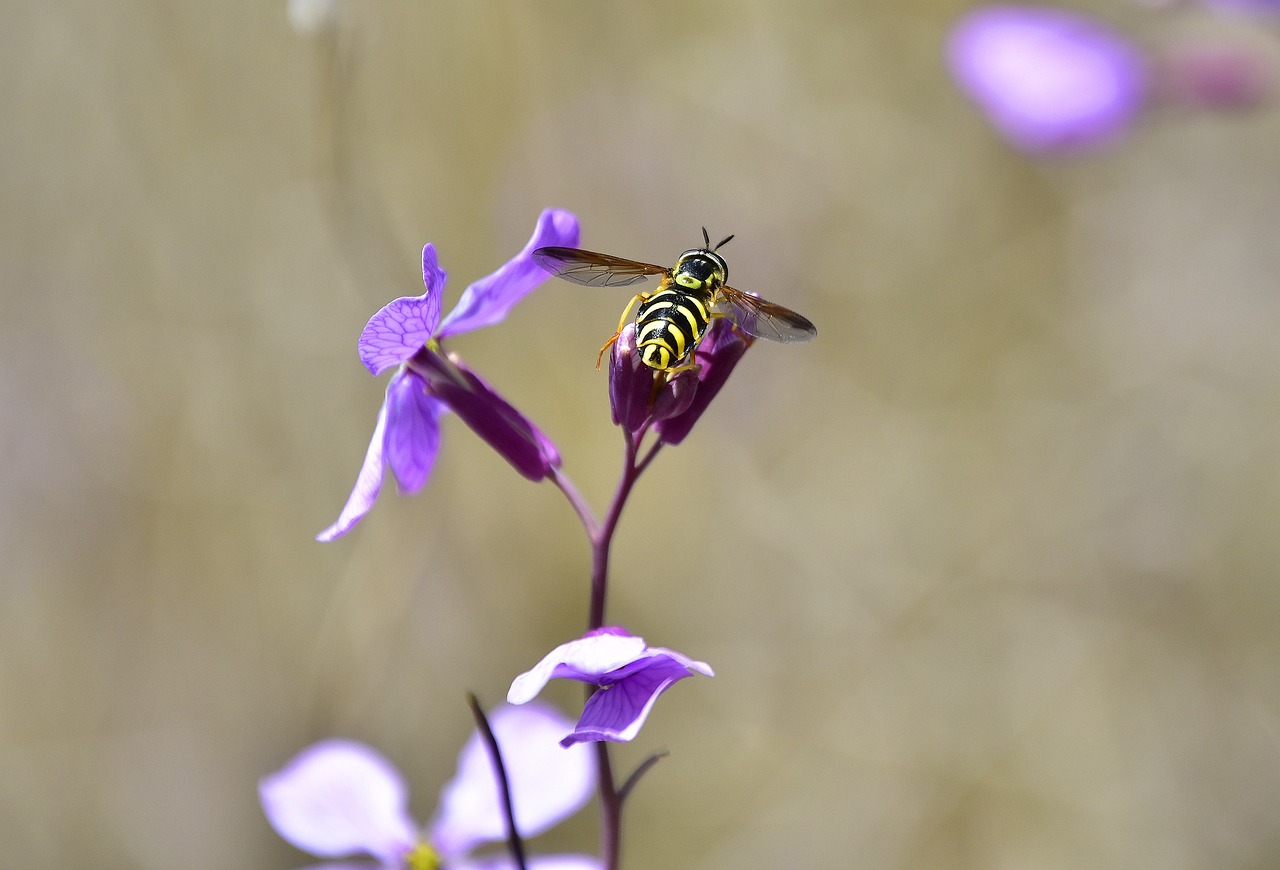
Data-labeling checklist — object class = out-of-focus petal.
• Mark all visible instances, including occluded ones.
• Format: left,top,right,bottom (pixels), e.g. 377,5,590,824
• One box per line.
564,657,703,746
654,320,750,446
507,628,648,704
316,399,390,542
1156,43,1274,109
413,350,559,481
357,246,447,375
429,703,595,860
383,369,446,494
259,740,417,864
948,6,1147,153
437,209,580,338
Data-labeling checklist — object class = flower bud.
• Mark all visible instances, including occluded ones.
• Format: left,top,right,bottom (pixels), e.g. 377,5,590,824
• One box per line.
608,322,656,434
654,319,751,446
412,348,560,480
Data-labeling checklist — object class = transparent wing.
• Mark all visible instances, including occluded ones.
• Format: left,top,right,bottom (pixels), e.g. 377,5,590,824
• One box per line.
718,286,818,343
532,246,668,288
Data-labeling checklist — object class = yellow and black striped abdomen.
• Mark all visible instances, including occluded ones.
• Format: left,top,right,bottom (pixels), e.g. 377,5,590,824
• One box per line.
634,283,715,371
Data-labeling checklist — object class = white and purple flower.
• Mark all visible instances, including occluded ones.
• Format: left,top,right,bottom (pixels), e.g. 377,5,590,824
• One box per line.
318,209,580,541
507,627,714,747
260,703,599,870
947,5,1148,153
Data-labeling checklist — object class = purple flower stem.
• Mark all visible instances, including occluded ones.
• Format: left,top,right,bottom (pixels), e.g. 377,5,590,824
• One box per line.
466,692,529,870
547,421,668,870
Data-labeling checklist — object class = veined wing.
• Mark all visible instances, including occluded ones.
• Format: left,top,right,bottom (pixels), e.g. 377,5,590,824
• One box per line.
719,286,818,343
532,246,668,288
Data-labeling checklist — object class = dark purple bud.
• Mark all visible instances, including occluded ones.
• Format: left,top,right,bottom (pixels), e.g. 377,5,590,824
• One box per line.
654,319,751,446
411,348,560,480
608,322,657,434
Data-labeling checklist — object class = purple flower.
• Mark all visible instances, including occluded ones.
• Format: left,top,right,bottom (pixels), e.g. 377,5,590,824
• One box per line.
260,702,600,870
948,6,1147,153
507,627,714,747
607,319,752,445
318,209,579,541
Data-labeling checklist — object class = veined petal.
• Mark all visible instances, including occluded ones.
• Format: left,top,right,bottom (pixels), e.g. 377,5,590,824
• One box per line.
437,209,580,338
358,246,448,376
316,399,390,542
564,656,705,746
507,629,648,704
384,369,446,494
429,703,595,860
260,740,417,864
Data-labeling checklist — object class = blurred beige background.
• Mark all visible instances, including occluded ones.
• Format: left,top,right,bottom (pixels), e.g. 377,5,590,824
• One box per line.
4,1,1280,867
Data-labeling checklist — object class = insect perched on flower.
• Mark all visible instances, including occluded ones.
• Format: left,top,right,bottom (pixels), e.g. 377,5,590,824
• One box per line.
532,228,817,373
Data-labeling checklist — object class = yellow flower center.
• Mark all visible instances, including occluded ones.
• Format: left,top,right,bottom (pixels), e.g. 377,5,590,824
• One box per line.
405,841,442,870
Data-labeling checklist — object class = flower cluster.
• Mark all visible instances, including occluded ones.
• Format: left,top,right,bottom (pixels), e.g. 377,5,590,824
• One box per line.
318,209,578,541
278,207,793,870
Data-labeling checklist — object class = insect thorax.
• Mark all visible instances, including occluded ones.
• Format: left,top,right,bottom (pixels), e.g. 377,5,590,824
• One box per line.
672,249,728,291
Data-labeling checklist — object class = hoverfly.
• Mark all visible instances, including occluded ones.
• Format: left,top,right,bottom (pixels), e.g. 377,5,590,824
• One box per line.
532,229,817,372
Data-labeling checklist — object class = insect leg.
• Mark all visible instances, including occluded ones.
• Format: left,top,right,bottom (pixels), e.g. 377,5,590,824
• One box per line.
595,292,648,371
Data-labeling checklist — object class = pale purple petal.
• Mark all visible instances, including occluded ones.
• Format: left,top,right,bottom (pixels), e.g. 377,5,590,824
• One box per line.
437,209,580,338
383,369,445,494
316,399,389,542
357,246,447,375
948,6,1147,153
454,856,603,870
564,657,702,746
259,740,417,863
507,629,648,704
429,703,595,860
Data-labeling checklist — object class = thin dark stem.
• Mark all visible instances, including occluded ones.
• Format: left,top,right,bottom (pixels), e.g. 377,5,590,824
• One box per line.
617,751,670,805
466,693,528,870
595,741,622,870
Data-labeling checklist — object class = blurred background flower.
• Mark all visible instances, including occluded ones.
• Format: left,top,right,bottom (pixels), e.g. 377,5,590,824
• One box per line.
4,2,1280,869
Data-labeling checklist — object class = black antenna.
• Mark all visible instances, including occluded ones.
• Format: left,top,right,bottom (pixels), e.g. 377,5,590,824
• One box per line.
700,227,734,251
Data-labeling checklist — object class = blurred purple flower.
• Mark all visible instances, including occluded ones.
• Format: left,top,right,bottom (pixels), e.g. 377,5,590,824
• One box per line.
318,209,579,541
948,6,1148,153
507,627,714,747
260,703,600,870
607,319,752,444
1156,43,1274,109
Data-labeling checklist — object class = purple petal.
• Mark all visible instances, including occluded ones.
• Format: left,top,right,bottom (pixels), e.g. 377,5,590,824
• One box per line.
507,629,649,704
948,6,1147,153
357,246,447,376
429,703,595,860
259,740,417,863
412,350,559,481
563,656,704,746
654,320,751,446
437,209,580,338
383,369,446,494
316,399,390,542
